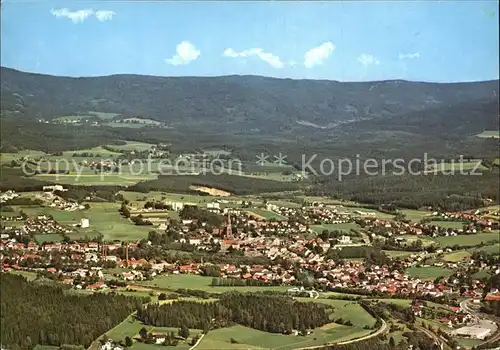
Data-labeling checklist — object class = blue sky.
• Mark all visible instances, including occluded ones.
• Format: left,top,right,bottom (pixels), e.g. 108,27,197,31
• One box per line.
1,1,498,82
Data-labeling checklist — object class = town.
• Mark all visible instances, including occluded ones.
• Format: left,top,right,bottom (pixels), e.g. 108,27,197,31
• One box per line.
1,188,499,350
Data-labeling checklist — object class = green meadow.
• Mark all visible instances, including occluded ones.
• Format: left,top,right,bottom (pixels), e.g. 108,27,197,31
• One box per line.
405,266,454,280
139,274,290,294
434,232,499,247
311,222,360,234
476,130,499,138
245,208,287,220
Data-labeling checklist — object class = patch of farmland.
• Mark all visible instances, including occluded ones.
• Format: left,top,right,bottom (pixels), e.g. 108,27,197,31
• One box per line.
430,220,467,230
400,209,434,222
469,243,500,255
106,141,156,152
197,324,370,350
476,130,499,139
46,202,152,241
34,233,65,244
383,250,415,259
425,161,487,173
245,208,287,220
441,250,472,262
405,266,454,280
88,111,121,119
139,274,289,293
434,233,499,247
33,173,157,186
203,149,231,156
311,222,360,234
62,146,122,157
299,298,376,328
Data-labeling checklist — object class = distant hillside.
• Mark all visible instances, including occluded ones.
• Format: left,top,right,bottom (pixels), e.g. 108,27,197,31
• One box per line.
338,98,499,138
1,67,498,134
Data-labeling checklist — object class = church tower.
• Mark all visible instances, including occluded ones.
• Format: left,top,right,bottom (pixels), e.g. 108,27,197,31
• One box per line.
225,212,233,239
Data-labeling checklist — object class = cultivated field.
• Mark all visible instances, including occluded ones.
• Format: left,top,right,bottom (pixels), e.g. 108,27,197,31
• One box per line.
106,141,156,152
396,235,436,247
434,232,499,247
311,222,360,234
197,324,371,350
405,266,454,280
441,250,472,262
383,251,415,259
469,243,500,255
33,172,157,186
34,233,65,244
139,274,290,293
400,209,434,222
16,202,152,241
425,161,487,172
299,298,376,328
429,220,468,230
476,130,499,139
120,191,249,205
245,208,287,221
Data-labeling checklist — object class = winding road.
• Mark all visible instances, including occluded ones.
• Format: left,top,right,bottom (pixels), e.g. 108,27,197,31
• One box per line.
295,318,388,350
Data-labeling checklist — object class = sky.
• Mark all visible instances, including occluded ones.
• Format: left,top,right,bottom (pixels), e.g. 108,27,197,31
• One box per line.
1,1,499,82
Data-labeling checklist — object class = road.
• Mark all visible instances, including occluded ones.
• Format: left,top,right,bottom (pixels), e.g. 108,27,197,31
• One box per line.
189,333,205,350
295,318,388,350
337,319,388,345
416,324,444,348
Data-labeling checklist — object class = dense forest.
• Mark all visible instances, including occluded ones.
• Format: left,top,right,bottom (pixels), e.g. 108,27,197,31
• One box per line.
2,67,497,131
128,173,301,195
0,273,148,349
136,292,332,333
310,171,500,211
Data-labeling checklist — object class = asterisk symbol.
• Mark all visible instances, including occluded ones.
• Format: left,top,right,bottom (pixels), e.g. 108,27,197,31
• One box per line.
274,153,287,165
256,153,269,166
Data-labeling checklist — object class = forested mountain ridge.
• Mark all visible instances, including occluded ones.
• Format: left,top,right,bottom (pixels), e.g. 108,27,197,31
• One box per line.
1,66,498,133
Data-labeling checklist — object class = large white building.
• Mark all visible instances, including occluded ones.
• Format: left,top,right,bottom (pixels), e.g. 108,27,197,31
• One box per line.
168,202,185,211
80,218,90,228
43,185,67,192
451,326,492,340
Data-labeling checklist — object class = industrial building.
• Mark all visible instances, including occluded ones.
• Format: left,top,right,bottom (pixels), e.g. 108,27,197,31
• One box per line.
451,325,492,340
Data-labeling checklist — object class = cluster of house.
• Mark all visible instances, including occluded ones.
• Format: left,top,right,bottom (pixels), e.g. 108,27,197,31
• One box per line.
43,193,83,211
2,231,499,312
434,211,499,230
437,306,474,328
43,185,67,192
0,190,19,203
88,160,118,169
20,216,74,235
271,204,354,225
361,216,498,239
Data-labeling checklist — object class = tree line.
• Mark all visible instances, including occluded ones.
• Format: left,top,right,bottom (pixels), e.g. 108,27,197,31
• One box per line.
136,292,331,334
0,273,148,349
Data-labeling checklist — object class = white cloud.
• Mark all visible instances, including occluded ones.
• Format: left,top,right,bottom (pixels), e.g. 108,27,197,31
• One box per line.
304,42,335,68
50,8,115,23
398,52,420,60
223,48,285,69
165,41,200,65
50,8,94,23
95,10,115,22
357,54,380,67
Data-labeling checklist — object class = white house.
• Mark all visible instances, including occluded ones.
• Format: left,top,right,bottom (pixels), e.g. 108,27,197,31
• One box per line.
339,236,352,244
80,218,90,228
